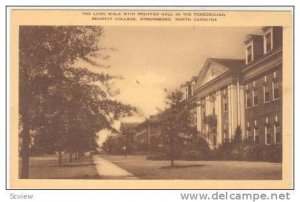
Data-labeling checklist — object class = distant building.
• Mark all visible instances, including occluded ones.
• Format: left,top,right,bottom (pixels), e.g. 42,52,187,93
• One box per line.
134,114,164,153
120,122,141,153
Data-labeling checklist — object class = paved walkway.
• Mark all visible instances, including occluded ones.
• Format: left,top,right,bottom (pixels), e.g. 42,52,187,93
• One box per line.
92,155,138,179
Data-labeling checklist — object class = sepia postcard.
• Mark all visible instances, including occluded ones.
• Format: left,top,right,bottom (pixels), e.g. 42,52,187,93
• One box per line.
8,7,293,189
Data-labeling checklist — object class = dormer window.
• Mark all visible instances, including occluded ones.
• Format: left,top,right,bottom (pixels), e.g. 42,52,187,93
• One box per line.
263,27,275,54
246,45,253,64
265,32,272,53
191,83,195,96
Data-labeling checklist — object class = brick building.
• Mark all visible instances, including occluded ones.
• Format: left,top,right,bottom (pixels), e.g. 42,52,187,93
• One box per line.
242,26,282,145
179,26,283,148
132,26,283,151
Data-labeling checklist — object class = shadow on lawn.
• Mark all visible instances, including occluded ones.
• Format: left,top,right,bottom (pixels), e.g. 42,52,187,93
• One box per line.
51,162,96,168
161,164,208,169
63,175,102,179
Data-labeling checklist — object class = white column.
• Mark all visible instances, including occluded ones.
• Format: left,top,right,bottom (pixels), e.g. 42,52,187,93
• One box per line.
228,85,232,140
216,90,222,145
196,100,201,132
205,96,210,142
239,85,246,140
237,81,240,125
231,84,238,138
205,96,210,115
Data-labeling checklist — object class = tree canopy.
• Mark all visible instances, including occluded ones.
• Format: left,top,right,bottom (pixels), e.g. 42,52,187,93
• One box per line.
19,26,135,178
160,90,197,167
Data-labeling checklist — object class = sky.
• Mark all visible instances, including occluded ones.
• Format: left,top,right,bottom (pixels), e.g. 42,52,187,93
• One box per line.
100,26,262,117
87,26,263,145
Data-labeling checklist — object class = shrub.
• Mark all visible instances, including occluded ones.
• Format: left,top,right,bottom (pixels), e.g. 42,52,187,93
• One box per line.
242,144,282,162
217,142,282,163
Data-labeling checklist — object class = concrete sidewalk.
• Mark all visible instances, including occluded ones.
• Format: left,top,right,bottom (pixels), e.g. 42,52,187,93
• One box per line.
92,155,138,179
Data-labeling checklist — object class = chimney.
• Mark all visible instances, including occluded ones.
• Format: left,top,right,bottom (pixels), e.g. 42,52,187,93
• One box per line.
244,34,264,64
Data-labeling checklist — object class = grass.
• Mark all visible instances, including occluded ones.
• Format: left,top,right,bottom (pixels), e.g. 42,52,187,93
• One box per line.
19,154,100,179
100,154,282,180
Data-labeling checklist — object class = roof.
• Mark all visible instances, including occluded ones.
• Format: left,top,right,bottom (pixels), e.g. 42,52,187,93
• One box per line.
147,113,165,123
194,57,244,89
135,112,167,130
120,122,141,132
244,34,263,44
209,58,245,71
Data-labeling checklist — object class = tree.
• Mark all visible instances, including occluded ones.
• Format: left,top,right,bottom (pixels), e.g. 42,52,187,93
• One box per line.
233,125,242,143
19,26,135,178
160,90,197,167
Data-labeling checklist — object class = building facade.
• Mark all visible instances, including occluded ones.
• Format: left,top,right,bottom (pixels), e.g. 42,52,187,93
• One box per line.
180,26,283,148
134,114,164,153
131,26,283,151
242,26,282,145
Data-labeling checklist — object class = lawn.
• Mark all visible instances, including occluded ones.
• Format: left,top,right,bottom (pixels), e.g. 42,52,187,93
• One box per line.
19,154,100,179
100,154,282,180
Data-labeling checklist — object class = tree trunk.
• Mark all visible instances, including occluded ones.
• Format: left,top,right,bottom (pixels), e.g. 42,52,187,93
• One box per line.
20,123,30,179
58,150,62,166
69,152,73,162
170,131,174,168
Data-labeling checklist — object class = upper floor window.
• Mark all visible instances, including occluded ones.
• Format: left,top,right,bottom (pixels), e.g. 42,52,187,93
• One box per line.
252,89,258,106
264,83,271,103
191,83,195,96
223,94,228,113
246,45,253,64
265,32,272,53
273,81,279,100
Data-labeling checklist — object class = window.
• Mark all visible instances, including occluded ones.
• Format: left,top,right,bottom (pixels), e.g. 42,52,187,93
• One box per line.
265,125,271,145
265,32,272,53
223,95,228,112
247,128,253,141
274,124,281,144
246,91,251,108
253,89,258,106
247,46,253,63
254,128,259,144
210,94,216,114
202,110,206,121
264,84,271,103
194,110,197,125
191,83,195,96
273,81,279,100
185,88,188,99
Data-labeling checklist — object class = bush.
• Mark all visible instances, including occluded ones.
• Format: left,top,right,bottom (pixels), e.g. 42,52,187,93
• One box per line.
216,142,282,163
243,144,282,162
